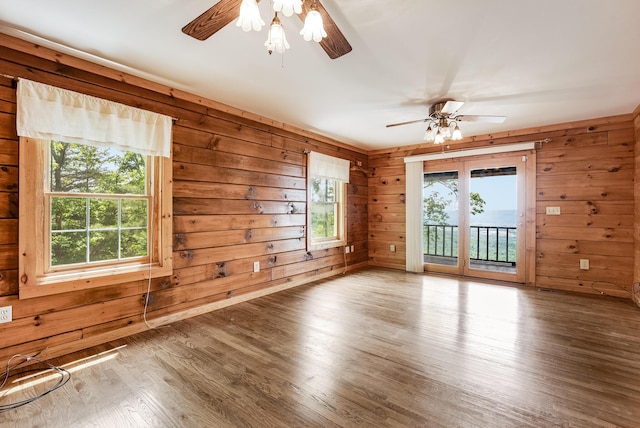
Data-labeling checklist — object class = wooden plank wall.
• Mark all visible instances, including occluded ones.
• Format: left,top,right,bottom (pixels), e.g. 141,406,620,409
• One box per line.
368,116,636,297
0,39,368,363
634,106,640,306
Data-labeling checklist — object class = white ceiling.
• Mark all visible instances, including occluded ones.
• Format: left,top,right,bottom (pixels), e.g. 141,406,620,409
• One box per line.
1,0,639,151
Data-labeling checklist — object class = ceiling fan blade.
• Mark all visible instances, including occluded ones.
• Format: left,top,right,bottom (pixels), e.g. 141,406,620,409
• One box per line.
299,1,352,59
441,100,464,114
455,115,506,123
386,118,429,128
182,0,243,41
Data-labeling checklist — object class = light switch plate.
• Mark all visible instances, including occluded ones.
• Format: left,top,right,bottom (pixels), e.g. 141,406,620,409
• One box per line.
546,206,561,215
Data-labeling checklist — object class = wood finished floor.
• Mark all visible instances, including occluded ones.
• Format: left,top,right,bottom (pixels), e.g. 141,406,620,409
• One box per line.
2,268,640,427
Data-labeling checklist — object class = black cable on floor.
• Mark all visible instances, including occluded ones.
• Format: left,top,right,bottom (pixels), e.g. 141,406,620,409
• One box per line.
0,354,70,412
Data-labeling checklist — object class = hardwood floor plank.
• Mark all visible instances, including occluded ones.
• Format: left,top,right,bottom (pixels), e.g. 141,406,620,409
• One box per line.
2,268,640,427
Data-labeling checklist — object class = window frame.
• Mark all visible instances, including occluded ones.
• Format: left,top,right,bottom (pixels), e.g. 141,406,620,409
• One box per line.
19,137,173,299
307,173,347,251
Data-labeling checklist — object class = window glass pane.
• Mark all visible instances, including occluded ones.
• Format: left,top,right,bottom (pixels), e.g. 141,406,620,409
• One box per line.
122,199,148,228
311,178,336,203
51,231,86,265
423,171,459,266
90,198,118,229
50,141,146,194
121,229,148,258
310,177,341,241
469,166,517,273
47,140,152,267
89,230,119,262
51,197,86,231
311,203,337,239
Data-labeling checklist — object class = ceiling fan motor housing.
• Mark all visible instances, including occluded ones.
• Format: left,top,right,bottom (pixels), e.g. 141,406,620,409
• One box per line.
429,101,449,118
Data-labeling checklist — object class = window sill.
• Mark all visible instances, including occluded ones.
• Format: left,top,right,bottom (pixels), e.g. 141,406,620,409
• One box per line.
19,261,171,299
308,238,347,251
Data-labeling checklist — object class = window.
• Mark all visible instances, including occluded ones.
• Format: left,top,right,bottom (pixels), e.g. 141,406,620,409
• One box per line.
310,177,342,240
307,152,349,250
49,142,150,267
17,79,172,298
19,138,172,298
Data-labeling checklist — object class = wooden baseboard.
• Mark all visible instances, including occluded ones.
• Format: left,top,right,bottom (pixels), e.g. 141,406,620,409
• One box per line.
367,260,405,270
149,261,371,328
16,262,373,364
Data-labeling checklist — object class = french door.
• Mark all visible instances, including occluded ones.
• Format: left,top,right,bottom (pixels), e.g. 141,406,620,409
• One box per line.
422,154,532,283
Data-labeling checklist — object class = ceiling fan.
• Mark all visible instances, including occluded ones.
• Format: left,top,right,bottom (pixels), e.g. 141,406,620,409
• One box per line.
386,100,506,143
182,0,352,59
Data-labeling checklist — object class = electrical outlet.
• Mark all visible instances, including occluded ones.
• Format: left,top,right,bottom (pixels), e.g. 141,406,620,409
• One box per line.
390,244,396,252
253,261,260,273
350,245,354,252
0,306,12,324
345,246,350,254
580,259,589,270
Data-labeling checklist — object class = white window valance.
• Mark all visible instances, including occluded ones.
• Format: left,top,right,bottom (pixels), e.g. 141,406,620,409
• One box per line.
16,79,172,158
309,151,350,183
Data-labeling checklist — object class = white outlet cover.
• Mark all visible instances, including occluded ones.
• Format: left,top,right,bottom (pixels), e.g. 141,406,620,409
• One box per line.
253,261,260,272
0,306,12,324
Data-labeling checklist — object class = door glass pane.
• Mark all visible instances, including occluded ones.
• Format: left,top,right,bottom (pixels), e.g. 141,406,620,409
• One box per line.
468,166,517,273
423,171,459,266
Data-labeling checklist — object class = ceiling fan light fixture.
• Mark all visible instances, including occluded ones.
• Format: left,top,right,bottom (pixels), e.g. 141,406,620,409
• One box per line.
438,118,452,138
300,9,327,42
452,123,463,140
386,100,505,143
237,0,265,32
265,13,290,54
273,0,302,17
424,125,434,141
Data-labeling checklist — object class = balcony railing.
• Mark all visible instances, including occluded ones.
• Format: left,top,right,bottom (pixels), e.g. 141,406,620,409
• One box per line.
424,224,517,266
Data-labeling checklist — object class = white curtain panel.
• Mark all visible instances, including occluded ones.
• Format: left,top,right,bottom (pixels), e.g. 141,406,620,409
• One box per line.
405,160,424,273
16,79,172,158
309,151,350,183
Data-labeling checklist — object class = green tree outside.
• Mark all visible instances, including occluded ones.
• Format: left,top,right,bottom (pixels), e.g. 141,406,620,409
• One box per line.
49,141,148,266
423,178,486,258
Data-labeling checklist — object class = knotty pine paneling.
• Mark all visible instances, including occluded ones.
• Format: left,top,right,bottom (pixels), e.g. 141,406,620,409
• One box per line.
367,162,406,270
634,109,640,306
0,36,368,365
368,117,636,297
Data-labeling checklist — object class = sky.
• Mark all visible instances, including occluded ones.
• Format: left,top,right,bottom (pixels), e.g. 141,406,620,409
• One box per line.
470,175,517,211
424,174,517,212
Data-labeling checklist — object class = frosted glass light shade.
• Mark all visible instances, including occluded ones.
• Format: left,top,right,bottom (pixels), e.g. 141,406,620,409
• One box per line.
300,10,327,42
236,0,265,32
273,0,302,17
434,131,445,144
424,126,434,141
265,22,290,54
452,125,463,140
